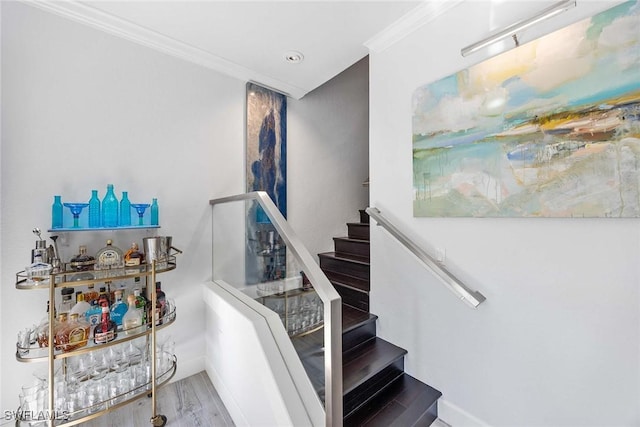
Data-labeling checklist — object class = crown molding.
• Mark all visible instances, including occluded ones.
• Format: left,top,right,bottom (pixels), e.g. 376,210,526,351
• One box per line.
20,0,308,99
365,0,465,53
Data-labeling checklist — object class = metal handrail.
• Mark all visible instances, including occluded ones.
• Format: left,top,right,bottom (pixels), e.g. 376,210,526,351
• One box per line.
210,191,343,426
366,207,486,308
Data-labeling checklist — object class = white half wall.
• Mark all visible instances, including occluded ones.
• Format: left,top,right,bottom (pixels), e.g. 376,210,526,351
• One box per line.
203,280,323,427
369,1,640,426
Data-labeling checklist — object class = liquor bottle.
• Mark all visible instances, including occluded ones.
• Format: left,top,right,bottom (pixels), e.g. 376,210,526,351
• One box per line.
84,284,99,304
124,242,144,266
122,294,143,335
101,184,119,228
37,301,54,348
95,240,124,270
69,245,96,271
120,191,131,227
88,189,101,228
70,291,92,317
58,287,75,314
57,313,89,352
52,196,63,229
94,306,117,344
151,198,159,226
53,313,68,351
97,286,110,308
133,288,147,325
155,281,166,325
85,299,102,336
110,290,128,329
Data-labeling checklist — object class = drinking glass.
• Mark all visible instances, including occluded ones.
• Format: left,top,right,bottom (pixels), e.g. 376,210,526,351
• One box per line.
166,298,176,322
130,204,150,226
123,340,142,366
17,328,32,356
63,203,89,228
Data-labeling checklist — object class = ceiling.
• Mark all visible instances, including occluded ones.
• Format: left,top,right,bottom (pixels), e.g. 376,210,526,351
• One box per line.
30,1,426,99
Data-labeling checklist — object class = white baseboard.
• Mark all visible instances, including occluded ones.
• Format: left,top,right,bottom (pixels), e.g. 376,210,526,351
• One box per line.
205,360,245,427
171,355,205,383
433,418,453,427
438,399,491,427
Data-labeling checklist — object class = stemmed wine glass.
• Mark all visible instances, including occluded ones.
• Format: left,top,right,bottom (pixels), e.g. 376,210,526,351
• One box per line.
63,203,89,228
130,204,150,226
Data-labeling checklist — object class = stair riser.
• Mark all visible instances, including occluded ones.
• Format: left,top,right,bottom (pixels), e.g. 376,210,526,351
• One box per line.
344,358,405,418
334,238,370,258
344,373,441,427
359,210,370,224
333,282,369,313
324,270,369,293
416,400,439,426
342,318,376,353
320,256,369,281
347,223,370,241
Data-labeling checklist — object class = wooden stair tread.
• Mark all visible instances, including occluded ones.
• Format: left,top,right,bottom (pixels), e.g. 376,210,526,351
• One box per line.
292,306,379,397
334,236,370,244
319,251,370,266
345,374,442,427
324,270,370,292
343,338,408,395
342,305,377,333
291,306,376,359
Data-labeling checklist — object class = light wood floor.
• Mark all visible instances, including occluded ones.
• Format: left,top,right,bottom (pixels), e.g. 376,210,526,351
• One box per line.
83,371,235,427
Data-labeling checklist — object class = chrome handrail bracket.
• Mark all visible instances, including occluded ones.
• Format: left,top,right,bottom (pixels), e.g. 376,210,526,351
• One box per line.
365,207,486,308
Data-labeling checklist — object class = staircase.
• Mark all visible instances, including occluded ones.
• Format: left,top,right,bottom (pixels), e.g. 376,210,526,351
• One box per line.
293,210,442,426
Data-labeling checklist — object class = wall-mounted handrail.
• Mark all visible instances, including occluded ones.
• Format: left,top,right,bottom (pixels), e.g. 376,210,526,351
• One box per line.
366,207,486,308
210,191,343,426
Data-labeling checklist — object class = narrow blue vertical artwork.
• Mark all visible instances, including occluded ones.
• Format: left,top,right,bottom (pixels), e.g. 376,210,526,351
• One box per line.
247,82,287,221
246,82,287,284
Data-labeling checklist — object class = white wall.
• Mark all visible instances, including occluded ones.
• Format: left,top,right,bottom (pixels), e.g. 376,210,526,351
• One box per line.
0,0,371,416
0,1,244,412
288,57,369,259
369,1,640,426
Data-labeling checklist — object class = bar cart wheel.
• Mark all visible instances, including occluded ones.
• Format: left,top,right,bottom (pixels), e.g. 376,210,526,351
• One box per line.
151,415,167,426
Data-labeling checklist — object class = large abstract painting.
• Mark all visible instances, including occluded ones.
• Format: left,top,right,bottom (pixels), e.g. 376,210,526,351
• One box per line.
412,1,640,217
247,82,287,218
246,83,287,283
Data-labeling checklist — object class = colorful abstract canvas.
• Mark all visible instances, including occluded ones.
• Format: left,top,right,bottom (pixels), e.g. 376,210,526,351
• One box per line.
412,1,640,217
246,83,287,284
247,82,287,219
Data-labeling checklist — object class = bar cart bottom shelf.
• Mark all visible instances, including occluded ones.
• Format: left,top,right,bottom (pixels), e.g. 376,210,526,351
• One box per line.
16,356,177,427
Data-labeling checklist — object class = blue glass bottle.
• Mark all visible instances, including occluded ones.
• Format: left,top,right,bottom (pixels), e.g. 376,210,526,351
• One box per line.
85,300,102,328
52,195,63,229
89,190,101,228
120,191,131,227
151,198,159,226
110,290,128,329
102,184,118,228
